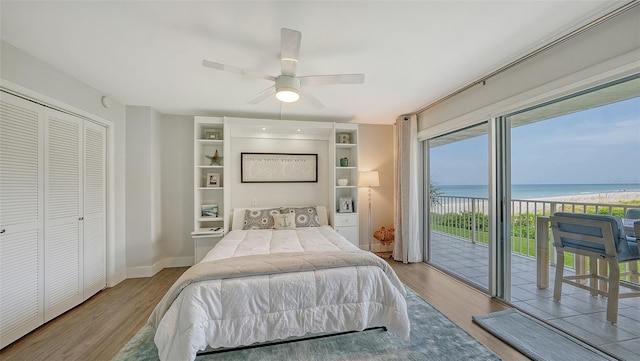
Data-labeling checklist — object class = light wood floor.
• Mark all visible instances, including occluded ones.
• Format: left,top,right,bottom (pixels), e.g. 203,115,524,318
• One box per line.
0,261,527,361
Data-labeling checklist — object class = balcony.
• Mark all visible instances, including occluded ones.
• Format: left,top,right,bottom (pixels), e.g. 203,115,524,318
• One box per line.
429,196,640,359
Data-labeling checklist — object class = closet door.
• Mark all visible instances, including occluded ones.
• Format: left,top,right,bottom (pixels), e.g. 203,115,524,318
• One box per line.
44,110,83,322
0,93,45,349
83,121,106,298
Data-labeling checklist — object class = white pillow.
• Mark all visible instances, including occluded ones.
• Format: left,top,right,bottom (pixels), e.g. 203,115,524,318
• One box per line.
273,212,296,230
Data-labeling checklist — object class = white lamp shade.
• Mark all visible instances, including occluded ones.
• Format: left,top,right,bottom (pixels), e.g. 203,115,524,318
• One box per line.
359,171,379,187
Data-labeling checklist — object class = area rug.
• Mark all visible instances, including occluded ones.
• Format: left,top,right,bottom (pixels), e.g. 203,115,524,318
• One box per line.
113,288,499,360
472,309,617,361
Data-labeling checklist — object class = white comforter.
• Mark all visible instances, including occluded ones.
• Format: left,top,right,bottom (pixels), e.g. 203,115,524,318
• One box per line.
152,226,410,361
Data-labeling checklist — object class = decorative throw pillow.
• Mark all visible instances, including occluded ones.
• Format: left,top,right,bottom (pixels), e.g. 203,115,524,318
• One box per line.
273,212,296,230
242,208,281,230
280,206,321,228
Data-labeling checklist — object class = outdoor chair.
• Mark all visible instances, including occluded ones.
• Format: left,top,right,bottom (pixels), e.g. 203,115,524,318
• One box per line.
624,208,640,252
625,208,640,220
550,212,640,324
625,208,640,240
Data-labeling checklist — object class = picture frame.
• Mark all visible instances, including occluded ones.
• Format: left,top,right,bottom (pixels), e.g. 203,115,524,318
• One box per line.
206,172,220,187
204,130,222,140
338,197,353,213
241,153,318,183
201,204,219,217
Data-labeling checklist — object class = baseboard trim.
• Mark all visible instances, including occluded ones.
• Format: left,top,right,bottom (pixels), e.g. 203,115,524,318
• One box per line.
108,269,127,287
126,256,194,279
164,256,193,268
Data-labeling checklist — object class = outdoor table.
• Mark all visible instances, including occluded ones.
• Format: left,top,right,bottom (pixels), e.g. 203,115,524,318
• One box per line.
536,216,639,290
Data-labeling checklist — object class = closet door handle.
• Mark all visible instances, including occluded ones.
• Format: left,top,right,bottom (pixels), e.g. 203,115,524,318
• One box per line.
79,217,84,221
0,229,5,234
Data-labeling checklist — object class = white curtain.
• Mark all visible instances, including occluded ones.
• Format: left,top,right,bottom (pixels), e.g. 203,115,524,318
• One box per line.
393,115,422,263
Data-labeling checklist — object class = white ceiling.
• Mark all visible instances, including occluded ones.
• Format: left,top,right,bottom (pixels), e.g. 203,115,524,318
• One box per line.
0,1,625,124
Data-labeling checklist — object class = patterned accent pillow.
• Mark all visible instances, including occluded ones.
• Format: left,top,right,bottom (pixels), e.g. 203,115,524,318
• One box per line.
280,206,321,228
273,212,296,230
242,208,281,230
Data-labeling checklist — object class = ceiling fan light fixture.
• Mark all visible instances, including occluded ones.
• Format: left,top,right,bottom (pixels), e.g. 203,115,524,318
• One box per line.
202,28,364,107
276,89,300,102
275,75,300,103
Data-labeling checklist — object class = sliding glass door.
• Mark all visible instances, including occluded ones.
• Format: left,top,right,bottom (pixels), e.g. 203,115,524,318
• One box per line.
424,74,639,359
505,75,640,356
427,122,490,290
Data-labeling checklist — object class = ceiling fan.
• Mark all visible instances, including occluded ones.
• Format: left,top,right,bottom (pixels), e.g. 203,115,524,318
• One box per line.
202,28,364,108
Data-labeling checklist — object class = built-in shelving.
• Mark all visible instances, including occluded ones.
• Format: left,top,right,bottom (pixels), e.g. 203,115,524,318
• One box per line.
192,117,229,263
332,123,360,247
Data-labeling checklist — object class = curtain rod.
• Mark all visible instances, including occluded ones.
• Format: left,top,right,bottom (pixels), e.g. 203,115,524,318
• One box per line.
411,0,639,116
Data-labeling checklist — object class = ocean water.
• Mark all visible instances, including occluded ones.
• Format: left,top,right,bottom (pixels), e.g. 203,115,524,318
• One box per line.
436,184,640,199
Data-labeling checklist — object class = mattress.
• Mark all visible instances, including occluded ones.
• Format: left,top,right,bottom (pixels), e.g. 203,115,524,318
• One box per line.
150,226,410,361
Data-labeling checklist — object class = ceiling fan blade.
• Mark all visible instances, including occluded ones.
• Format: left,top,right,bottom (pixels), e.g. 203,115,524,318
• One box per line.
299,74,365,86
281,28,301,76
202,59,275,82
248,85,276,104
299,89,325,109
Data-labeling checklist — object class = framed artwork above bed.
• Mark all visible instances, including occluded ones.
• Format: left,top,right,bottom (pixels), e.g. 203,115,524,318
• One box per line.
241,152,318,183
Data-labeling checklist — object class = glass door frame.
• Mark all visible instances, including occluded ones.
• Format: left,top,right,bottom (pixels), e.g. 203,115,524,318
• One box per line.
488,116,511,300
423,116,513,300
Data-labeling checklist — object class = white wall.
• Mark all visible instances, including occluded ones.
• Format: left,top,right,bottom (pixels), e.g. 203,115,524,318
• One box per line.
151,108,163,258
125,112,195,273
125,106,164,274
1,39,127,285
159,115,194,259
418,5,640,137
358,124,395,251
229,137,330,210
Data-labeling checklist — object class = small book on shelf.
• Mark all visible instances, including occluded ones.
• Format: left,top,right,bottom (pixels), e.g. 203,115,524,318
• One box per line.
192,227,224,236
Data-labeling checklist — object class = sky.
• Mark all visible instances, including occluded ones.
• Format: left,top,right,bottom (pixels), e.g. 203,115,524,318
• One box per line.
429,96,640,186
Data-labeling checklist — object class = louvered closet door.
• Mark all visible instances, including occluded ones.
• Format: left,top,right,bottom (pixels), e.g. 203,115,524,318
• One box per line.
44,110,83,322
0,92,45,349
83,121,106,298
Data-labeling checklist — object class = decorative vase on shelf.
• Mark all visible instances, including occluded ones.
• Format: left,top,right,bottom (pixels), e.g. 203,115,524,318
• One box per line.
340,157,349,167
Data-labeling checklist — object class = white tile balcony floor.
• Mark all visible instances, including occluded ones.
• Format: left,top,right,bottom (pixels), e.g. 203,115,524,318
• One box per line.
429,231,640,360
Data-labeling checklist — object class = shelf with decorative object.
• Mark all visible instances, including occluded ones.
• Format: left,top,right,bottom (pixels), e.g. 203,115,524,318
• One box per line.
332,123,360,247
192,117,229,262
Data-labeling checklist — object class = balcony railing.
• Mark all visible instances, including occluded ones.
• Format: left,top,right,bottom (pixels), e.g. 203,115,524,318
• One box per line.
430,195,640,281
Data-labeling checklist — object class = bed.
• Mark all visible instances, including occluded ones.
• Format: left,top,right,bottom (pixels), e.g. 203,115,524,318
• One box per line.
148,206,410,361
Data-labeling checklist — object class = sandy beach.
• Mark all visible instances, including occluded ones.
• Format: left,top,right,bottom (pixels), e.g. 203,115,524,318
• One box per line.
510,191,640,215
433,191,640,215
527,191,640,205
